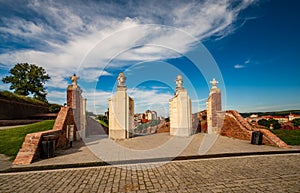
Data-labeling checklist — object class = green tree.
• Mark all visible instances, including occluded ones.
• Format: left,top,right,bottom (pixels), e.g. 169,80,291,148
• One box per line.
258,118,281,129
2,63,50,102
258,119,270,127
292,118,300,126
268,118,281,130
49,104,62,113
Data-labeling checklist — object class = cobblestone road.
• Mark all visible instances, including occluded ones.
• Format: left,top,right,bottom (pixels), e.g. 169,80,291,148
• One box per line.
1,154,299,193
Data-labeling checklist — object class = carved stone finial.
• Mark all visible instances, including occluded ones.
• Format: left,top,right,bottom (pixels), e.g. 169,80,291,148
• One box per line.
210,78,219,89
175,75,183,89
70,73,79,86
117,72,126,87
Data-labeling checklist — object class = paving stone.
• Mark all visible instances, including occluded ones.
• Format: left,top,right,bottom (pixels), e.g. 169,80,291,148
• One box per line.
1,154,300,192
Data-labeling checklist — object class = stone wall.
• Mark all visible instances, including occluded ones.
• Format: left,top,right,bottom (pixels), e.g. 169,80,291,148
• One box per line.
13,107,76,165
222,110,289,148
0,98,49,120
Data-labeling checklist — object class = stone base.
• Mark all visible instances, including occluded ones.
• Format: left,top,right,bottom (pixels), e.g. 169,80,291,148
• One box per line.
170,127,191,137
109,130,128,139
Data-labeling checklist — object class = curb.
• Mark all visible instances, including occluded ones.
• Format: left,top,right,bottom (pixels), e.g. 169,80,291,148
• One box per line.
1,150,300,173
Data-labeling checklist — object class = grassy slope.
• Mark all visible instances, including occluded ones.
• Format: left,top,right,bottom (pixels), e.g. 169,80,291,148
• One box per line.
271,130,300,146
0,120,55,159
0,90,47,106
97,120,108,128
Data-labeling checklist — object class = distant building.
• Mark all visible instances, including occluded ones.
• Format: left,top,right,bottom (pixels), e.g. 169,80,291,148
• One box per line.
133,110,158,127
250,114,258,118
247,114,292,123
288,113,300,121
145,110,158,121
261,116,288,123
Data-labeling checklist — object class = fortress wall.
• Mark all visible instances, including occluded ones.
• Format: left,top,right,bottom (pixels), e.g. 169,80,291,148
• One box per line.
0,98,49,120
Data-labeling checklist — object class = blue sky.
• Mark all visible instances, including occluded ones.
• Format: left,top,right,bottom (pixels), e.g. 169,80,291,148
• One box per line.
0,0,299,116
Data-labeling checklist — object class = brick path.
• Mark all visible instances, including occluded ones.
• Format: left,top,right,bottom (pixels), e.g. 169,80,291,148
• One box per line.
1,154,299,192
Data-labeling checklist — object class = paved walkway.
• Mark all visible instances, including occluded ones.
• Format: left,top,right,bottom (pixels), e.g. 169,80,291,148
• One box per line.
1,154,299,192
5,133,299,170
0,125,28,130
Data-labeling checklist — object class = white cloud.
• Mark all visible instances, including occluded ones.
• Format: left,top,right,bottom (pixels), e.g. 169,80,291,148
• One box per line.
0,0,256,105
82,90,113,114
151,86,170,90
0,84,9,91
234,64,246,69
47,90,66,105
234,58,252,69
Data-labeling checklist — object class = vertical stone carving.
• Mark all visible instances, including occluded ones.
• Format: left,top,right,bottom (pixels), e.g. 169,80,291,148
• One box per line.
169,75,192,137
109,72,134,139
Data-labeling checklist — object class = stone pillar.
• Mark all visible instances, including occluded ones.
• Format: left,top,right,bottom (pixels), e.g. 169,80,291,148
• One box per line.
169,75,192,137
206,78,222,134
66,74,82,140
109,72,134,139
81,98,87,138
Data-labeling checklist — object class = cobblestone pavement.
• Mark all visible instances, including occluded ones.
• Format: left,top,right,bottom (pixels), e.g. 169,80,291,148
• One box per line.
1,154,299,193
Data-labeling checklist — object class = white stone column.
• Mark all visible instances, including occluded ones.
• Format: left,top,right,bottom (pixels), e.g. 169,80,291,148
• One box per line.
169,75,192,137
109,72,134,139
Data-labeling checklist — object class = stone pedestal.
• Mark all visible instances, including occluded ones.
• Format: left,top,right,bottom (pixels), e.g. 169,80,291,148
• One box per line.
108,73,134,139
66,74,88,139
66,74,83,136
169,76,192,137
206,78,222,134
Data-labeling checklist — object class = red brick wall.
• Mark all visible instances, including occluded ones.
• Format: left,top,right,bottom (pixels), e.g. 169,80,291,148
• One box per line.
13,107,76,165
222,110,289,148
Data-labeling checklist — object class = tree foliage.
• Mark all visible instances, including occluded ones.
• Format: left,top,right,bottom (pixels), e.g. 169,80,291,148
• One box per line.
97,114,108,125
292,118,300,127
258,119,270,127
48,104,62,113
2,63,50,102
258,118,281,130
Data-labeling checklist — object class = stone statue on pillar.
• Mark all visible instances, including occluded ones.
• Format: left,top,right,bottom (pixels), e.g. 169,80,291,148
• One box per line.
117,72,127,91
70,74,79,87
109,72,134,139
117,72,126,86
175,75,184,95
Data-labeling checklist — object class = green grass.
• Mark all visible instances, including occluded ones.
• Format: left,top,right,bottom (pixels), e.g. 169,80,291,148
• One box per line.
97,120,108,128
0,120,55,159
272,130,300,145
0,90,48,106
